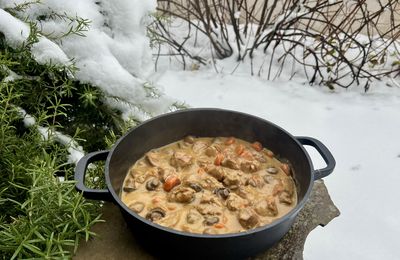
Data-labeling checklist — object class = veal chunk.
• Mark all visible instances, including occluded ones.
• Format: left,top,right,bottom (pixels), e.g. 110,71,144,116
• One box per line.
221,157,240,170
240,160,260,173
238,208,259,229
254,196,278,217
226,193,248,211
207,166,225,181
168,186,196,203
170,151,193,168
222,170,241,187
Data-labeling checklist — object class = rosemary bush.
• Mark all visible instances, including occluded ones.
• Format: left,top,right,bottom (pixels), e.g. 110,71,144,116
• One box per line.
0,14,125,260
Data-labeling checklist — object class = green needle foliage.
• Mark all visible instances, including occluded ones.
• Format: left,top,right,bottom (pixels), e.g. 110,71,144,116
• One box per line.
0,17,126,260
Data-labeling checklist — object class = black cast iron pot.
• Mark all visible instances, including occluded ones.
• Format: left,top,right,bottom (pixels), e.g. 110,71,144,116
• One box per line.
75,108,335,259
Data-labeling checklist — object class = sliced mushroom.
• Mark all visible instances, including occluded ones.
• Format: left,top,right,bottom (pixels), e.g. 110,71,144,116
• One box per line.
188,183,203,192
214,187,230,200
266,167,278,174
146,177,160,191
146,207,166,222
204,216,219,226
128,202,144,213
263,175,277,184
123,178,136,193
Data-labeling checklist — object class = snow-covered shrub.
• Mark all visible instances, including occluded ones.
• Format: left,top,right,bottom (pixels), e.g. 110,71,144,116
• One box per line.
153,0,400,90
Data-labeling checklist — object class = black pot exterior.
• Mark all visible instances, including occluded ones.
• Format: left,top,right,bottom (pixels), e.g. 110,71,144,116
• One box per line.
75,108,335,259
120,207,296,259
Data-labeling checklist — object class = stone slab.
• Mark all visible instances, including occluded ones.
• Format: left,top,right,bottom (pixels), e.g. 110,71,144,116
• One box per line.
74,180,339,260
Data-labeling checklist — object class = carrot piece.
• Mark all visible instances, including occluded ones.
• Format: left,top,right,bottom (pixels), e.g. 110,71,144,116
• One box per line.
214,153,225,166
251,141,263,152
225,137,236,145
167,205,176,210
235,144,245,155
152,197,161,204
163,175,181,192
281,163,291,176
214,223,225,229
197,168,206,174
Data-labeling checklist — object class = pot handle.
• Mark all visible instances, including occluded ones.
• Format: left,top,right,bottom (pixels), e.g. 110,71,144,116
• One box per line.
295,136,336,180
74,150,112,201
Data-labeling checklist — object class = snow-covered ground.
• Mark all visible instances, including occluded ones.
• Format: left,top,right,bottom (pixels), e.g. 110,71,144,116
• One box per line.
157,68,400,259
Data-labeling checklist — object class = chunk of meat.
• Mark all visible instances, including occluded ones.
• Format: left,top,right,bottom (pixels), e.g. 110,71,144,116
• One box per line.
279,191,293,205
128,202,144,213
263,175,278,184
200,177,224,191
196,204,223,216
282,177,295,195
145,151,160,167
205,145,218,157
238,208,259,229
192,141,208,153
236,187,256,202
200,191,223,206
207,166,225,181
222,170,241,187
246,175,265,188
170,151,193,168
157,211,182,228
240,160,260,173
254,196,278,217
272,182,285,196
168,186,196,203
221,157,240,170
186,209,203,224
184,135,196,144
252,151,267,163
226,193,248,211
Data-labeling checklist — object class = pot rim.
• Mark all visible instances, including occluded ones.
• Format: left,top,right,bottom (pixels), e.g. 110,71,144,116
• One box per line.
104,108,314,238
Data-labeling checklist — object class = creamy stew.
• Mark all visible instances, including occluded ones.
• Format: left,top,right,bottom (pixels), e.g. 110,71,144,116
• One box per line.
121,136,297,234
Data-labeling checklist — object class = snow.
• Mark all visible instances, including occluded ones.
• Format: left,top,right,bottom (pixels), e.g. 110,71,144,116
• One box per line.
2,0,400,259
16,108,84,164
0,8,29,45
157,68,400,259
0,0,176,119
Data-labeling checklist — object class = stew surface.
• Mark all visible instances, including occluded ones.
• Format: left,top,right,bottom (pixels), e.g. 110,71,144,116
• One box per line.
121,136,297,234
